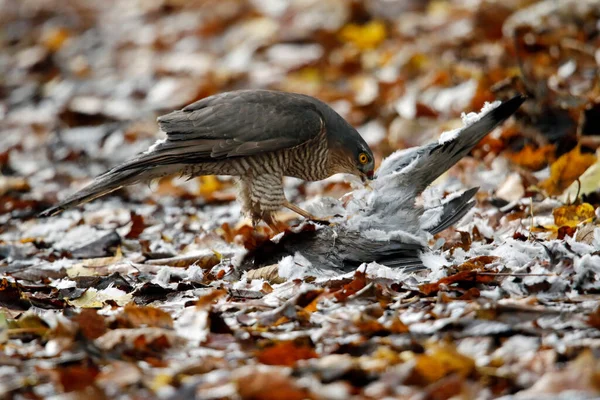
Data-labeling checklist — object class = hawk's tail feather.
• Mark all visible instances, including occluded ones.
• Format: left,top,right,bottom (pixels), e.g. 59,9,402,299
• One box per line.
39,159,180,217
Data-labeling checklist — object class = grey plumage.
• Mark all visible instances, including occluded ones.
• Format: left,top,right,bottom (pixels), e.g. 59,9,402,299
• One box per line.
40,90,375,225
242,95,526,271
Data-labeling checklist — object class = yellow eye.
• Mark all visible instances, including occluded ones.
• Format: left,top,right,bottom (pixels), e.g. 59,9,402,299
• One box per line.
358,153,369,164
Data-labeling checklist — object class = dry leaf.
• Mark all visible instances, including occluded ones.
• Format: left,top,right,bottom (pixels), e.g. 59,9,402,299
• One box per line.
72,309,107,339
339,21,387,50
553,203,595,228
506,144,555,171
333,270,368,301
118,304,174,330
410,345,476,385
256,340,318,366
419,271,495,296
539,146,597,196
236,368,313,400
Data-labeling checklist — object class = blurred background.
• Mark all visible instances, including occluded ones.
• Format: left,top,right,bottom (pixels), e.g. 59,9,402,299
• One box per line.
1,0,599,222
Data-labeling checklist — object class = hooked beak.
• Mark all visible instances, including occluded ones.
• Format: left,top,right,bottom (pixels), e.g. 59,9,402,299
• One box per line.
361,170,374,184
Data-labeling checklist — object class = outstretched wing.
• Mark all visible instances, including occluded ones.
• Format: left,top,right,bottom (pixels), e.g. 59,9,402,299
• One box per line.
151,90,324,162
375,94,526,194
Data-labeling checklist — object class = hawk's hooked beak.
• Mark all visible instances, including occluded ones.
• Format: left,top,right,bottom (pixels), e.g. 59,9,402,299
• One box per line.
361,170,374,185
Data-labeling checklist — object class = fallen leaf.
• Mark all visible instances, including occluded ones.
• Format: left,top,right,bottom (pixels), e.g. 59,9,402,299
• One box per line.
506,144,555,171
197,175,222,201
0,278,30,310
196,289,227,308
333,270,368,301
518,350,600,395
96,361,142,390
409,345,476,385
236,368,313,400
72,309,107,339
540,146,596,196
42,26,71,52
118,304,174,329
67,288,132,308
0,176,29,196
257,340,318,366
125,211,146,239
339,21,387,50
419,271,495,296
55,362,100,392
553,203,595,227
8,313,49,337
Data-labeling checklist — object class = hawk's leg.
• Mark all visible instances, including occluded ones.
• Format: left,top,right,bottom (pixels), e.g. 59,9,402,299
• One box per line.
283,201,331,225
239,174,286,230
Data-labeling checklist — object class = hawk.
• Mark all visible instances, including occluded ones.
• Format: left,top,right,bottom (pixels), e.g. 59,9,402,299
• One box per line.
42,90,375,228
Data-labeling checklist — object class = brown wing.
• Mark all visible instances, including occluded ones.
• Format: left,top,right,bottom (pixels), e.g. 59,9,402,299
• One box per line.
152,90,324,162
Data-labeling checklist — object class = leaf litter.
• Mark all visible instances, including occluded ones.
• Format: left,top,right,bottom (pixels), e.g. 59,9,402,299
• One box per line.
1,0,600,398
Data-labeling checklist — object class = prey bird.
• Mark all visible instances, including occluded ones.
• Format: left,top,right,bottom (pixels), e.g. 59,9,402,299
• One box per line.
243,94,526,271
41,90,375,227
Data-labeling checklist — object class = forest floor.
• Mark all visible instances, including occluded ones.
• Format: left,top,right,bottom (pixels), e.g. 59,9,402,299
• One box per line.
1,0,600,398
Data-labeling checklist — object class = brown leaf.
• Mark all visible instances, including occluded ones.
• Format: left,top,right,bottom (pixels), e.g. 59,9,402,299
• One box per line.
118,304,173,329
73,309,107,340
56,362,100,392
333,270,368,301
419,271,495,296
196,289,227,308
256,340,318,367
587,307,600,330
125,211,146,239
457,256,500,271
0,278,30,311
236,369,313,400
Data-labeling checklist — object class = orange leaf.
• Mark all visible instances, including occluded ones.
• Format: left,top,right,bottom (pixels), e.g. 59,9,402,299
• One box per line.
506,144,556,171
42,27,70,52
333,270,368,301
539,146,596,195
196,288,227,308
457,256,499,271
257,340,318,366
553,203,595,227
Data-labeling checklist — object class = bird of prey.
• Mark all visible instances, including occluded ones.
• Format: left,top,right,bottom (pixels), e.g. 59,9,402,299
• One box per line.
243,95,526,271
41,90,375,227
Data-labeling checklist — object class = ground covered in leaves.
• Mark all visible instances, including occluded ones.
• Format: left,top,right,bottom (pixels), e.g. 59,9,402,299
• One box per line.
2,0,600,398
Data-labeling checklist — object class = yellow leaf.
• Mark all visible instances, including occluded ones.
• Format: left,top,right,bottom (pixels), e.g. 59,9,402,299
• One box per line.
42,27,70,52
553,203,595,227
67,288,132,308
66,248,123,278
412,345,475,383
560,155,600,203
540,146,596,196
198,175,222,199
339,21,387,50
